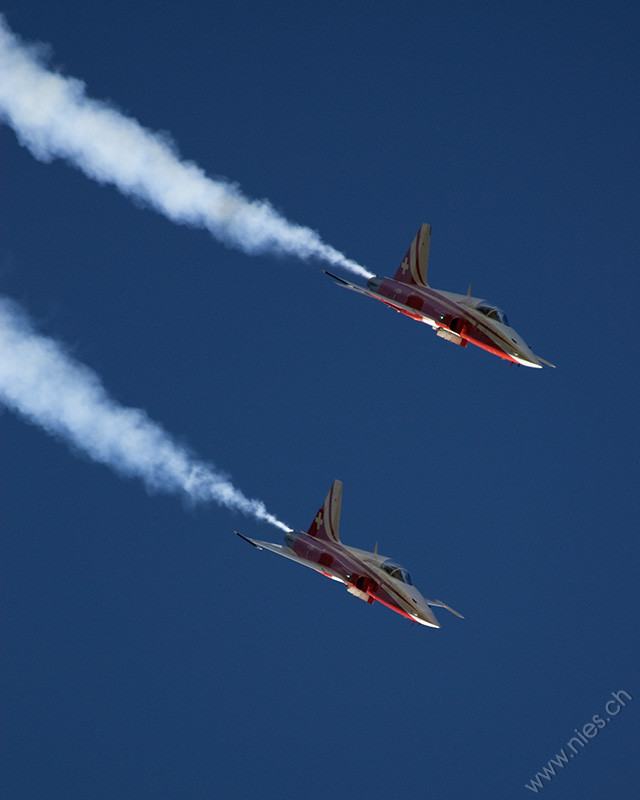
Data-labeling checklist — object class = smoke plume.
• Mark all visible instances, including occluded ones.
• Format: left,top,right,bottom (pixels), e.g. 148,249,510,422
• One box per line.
0,296,291,531
0,16,372,279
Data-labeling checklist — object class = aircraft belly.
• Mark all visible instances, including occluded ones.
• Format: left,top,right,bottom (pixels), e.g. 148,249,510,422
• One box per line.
373,293,438,327
466,327,515,361
372,590,414,620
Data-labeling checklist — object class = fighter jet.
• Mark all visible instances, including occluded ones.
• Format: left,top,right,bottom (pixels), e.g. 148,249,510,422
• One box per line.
236,479,462,628
325,224,553,368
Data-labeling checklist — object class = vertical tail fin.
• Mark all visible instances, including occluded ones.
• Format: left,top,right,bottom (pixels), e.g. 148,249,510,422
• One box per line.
393,224,431,287
306,479,342,543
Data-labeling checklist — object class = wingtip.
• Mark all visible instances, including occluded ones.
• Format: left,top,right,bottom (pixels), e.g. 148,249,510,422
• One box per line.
323,270,350,286
235,531,261,549
430,599,465,619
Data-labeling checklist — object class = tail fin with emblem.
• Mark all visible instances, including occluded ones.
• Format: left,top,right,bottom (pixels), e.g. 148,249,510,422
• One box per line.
393,223,431,287
306,479,342,543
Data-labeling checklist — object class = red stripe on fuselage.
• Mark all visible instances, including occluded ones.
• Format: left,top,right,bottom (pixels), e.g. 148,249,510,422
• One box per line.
292,533,417,618
372,593,414,619
379,280,520,361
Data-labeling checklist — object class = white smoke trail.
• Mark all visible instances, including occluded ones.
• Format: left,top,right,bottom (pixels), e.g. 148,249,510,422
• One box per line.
0,296,291,532
0,16,373,280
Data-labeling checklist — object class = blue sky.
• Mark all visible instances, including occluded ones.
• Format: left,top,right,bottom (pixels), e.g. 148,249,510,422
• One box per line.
1,3,638,798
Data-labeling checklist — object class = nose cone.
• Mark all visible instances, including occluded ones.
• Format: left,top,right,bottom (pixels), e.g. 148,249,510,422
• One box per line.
512,350,544,368
412,598,440,628
505,330,548,369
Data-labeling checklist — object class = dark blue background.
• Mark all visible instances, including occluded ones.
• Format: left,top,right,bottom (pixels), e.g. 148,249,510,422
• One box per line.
2,3,638,797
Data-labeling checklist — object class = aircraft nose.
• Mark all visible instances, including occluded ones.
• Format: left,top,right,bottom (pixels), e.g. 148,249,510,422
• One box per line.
509,341,544,368
417,612,440,628
518,354,543,368
414,601,440,628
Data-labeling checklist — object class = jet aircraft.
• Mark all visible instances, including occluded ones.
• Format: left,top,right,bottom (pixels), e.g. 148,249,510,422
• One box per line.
325,224,553,368
236,479,462,628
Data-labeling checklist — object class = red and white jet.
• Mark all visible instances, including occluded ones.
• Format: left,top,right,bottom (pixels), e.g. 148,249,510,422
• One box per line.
236,480,462,628
325,224,553,368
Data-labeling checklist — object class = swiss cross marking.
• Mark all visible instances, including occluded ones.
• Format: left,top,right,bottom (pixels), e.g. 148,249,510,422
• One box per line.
315,512,323,529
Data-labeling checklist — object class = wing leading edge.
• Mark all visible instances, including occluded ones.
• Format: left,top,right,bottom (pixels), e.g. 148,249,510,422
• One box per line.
234,531,343,581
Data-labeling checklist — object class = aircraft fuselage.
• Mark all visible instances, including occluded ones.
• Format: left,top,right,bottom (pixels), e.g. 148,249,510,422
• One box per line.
237,479,462,629
368,276,544,367
284,529,440,627
324,224,553,368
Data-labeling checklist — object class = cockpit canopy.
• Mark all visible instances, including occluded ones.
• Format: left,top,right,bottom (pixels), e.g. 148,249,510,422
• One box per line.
380,559,413,585
477,303,509,327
